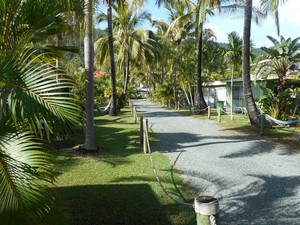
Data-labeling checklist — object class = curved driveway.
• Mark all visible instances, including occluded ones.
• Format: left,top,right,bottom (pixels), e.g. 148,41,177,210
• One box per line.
132,99,300,225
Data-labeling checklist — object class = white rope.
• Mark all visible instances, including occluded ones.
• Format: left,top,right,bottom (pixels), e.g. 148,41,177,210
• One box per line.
220,108,230,115
144,121,194,208
210,215,217,225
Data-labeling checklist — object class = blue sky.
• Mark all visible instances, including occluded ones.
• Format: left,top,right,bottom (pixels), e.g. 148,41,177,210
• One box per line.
144,0,299,47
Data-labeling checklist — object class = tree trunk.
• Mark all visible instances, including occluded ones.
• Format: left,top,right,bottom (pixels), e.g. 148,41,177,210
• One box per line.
123,50,130,94
196,22,208,111
107,0,117,116
230,65,234,120
173,64,178,109
83,0,96,150
242,0,260,127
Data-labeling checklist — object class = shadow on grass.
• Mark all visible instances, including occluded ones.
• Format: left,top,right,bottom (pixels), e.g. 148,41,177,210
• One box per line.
45,184,176,225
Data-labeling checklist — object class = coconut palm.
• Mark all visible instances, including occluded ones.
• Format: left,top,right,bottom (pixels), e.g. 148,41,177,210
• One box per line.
83,0,97,149
224,31,243,120
242,0,289,127
0,0,82,223
107,0,118,116
259,0,289,37
165,1,194,109
242,0,262,126
96,0,154,110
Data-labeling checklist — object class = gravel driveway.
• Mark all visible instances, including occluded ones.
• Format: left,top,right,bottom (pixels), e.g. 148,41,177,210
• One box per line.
131,99,300,225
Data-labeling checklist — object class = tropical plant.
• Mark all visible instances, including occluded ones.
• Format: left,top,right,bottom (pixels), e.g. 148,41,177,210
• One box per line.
96,0,153,113
224,31,243,120
0,1,82,224
257,35,300,92
165,0,194,109
242,0,290,127
258,87,300,120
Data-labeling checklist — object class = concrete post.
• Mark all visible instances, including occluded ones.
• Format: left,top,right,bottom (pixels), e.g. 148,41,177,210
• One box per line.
194,196,220,225
207,106,211,119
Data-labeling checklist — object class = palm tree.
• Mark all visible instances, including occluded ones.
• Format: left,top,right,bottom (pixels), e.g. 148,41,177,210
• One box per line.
242,0,261,126
106,0,118,116
112,0,151,94
242,0,289,126
165,1,194,109
83,0,97,149
0,0,82,223
224,31,243,120
97,0,154,111
259,0,289,37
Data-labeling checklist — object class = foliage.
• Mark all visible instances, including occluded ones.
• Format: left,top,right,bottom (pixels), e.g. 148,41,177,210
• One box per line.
153,83,174,105
257,35,300,91
258,87,300,120
0,0,82,224
0,133,54,225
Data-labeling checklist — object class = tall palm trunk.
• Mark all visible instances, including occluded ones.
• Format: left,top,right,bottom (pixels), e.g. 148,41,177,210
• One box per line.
173,63,178,109
196,22,207,111
83,0,96,150
242,0,260,127
123,50,130,94
107,0,118,116
230,65,234,120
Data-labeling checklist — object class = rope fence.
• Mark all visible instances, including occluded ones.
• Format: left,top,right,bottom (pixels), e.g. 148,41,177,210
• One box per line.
129,100,221,225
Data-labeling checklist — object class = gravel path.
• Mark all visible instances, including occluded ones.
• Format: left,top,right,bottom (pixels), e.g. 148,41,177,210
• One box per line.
132,99,300,225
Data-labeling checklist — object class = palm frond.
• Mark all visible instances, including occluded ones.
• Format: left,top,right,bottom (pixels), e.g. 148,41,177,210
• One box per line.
0,132,53,225
1,48,82,140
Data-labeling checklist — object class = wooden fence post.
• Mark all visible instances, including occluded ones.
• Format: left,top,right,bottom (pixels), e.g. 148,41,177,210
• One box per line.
260,113,265,135
194,196,220,225
140,116,144,144
133,106,137,124
217,107,221,123
143,118,148,154
128,100,132,109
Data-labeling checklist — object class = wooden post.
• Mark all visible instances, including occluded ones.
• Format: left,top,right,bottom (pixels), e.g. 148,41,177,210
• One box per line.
217,107,221,123
130,102,134,114
133,106,137,124
207,106,211,119
143,118,148,154
140,116,143,144
194,196,220,225
260,113,265,136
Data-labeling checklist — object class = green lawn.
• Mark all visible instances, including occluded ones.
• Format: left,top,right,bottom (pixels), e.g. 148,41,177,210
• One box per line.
183,107,300,148
42,109,195,225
